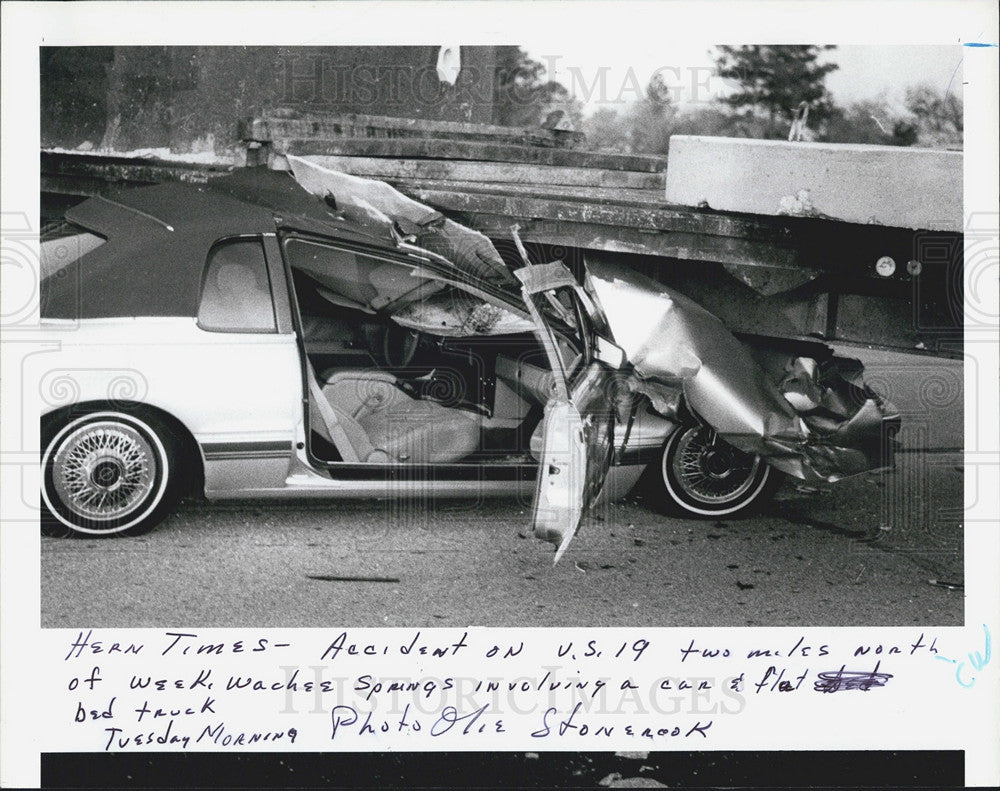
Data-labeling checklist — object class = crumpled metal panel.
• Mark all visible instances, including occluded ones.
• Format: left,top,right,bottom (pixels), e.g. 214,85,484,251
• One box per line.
585,256,899,482
287,155,514,286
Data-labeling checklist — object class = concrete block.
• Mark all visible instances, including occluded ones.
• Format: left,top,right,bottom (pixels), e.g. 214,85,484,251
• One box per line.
666,136,962,232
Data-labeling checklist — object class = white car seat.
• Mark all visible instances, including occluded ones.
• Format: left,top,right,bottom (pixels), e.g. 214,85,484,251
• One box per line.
307,365,481,463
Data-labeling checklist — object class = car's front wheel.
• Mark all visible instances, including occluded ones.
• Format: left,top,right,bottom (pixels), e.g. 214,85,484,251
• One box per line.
648,425,781,518
41,410,182,537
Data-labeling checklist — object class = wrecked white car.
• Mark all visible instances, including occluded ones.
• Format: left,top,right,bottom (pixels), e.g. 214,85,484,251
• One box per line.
38,160,899,560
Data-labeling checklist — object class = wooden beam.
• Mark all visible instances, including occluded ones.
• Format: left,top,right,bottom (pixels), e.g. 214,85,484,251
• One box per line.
453,212,800,270
290,154,665,190
263,111,583,146
41,151,231,186
389,178,666,207
390,185,789,242
40,173,135,198
280,137,668,172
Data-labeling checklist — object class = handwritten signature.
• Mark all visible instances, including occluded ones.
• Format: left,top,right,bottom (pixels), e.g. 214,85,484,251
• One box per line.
934,624,992,688
813,661,893,693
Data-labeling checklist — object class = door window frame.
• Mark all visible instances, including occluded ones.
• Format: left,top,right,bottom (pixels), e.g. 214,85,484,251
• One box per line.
277,229,542,475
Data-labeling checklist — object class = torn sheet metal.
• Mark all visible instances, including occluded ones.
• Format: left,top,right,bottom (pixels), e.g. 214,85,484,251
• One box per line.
287,155,514,286
514,261,580,294
627,378,683,421
584,255,899,483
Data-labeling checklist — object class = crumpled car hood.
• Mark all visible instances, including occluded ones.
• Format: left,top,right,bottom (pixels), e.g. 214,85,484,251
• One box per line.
584,254,900,482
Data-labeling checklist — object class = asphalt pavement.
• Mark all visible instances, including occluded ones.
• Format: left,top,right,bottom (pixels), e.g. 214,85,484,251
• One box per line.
41,451,963,628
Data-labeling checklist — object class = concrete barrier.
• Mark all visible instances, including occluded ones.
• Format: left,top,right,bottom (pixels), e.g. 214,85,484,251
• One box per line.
666,136,962,232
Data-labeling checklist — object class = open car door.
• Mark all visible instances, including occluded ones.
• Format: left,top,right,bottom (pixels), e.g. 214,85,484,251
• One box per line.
515,263,621,564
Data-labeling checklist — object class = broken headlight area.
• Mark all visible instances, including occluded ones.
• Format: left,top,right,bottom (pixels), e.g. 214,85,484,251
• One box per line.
629,351,899,485
744,343,901,482
588,258,900,484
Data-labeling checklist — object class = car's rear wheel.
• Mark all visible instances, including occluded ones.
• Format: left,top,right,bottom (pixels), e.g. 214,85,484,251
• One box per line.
649,425,781,518
41,410,182,537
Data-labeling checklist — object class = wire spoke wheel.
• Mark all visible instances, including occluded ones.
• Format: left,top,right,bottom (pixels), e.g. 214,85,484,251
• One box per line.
671,426,760,505
52,422,156,521
41,410,180,536
651,425,780,518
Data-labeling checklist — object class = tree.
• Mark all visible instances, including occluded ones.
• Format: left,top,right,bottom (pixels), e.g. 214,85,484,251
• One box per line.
622,73,676,154
713,45,839,137
581,107,627,151
581,75,677,154
822,98,917,146
668,105,771,141
492,47,581,128
904,84,963,148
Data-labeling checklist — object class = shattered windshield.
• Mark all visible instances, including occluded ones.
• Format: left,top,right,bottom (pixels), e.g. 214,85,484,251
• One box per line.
391,289,534,337
284,234,533,338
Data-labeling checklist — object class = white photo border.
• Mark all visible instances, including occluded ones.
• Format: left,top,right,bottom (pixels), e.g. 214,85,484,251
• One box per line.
2,1,998,787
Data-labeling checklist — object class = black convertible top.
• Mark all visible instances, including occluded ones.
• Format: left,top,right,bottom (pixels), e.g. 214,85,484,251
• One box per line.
41,169,397,320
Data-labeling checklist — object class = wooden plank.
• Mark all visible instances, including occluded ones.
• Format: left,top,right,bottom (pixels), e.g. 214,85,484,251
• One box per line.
387,178,667,208
41,151,231,186
41,172,133,198
279,137,668,173
264,111,581,146
271,121,576,147
391,186,789,242
292,154,665,190
456,213,800,270
407,186,671,230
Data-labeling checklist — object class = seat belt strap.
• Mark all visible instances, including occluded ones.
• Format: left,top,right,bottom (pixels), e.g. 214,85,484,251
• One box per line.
306,364,362,463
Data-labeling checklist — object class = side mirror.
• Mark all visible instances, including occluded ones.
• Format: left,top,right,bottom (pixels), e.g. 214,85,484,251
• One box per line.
594,336,627,370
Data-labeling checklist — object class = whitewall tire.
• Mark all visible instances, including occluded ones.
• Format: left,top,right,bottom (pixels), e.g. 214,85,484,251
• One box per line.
649,425,782,518
41,410,182,536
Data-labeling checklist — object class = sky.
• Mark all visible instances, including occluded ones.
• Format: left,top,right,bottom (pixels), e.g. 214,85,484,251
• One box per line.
527,44,964,116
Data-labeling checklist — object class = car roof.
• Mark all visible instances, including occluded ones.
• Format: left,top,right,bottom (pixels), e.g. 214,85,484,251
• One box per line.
208,168,399,246
41,169,399,320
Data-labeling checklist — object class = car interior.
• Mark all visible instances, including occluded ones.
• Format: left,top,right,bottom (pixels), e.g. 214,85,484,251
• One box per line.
283,237,580,466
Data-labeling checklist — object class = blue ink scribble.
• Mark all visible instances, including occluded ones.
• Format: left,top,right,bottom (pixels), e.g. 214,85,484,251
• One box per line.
935,624,992,687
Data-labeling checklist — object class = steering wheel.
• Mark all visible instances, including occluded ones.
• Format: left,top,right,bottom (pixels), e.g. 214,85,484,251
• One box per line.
380,322,420,368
